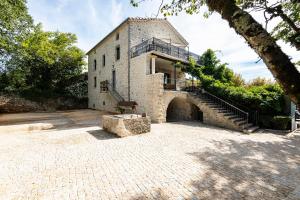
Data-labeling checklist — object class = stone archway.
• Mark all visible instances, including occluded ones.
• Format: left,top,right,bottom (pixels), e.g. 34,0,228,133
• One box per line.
166,97,203,122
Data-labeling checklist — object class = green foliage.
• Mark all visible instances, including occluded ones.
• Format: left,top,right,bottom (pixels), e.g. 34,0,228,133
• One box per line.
272,116,291,130
272,2,300,50
260,115,291,130
65,79,88,98
198,49,234,84
237,0,300,50
231,73,245,86
182,49,285,115
3,23,86,98
247,77,274,87
0,0,33,66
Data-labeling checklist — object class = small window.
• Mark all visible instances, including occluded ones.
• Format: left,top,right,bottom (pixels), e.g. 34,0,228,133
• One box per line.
100,81,108,92
94,76,97,88
94,59,97,71
116,46,120,61
103,101,105,106
116,33,119,40
102,54,105,66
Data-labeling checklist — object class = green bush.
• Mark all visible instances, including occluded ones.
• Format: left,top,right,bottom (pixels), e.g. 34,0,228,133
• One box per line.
272,116,291,130
204,79,285,115
184,49,286,117
259,115,274,128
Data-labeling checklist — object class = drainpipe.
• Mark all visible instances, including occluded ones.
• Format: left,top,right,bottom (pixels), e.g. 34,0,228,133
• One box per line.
127,22,131,101
174,63,176,91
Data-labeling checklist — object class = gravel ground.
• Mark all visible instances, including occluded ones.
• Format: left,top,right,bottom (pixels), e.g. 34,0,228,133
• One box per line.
0,110,300,200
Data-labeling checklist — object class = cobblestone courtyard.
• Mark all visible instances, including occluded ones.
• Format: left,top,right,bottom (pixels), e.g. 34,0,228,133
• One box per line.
0,110,300,199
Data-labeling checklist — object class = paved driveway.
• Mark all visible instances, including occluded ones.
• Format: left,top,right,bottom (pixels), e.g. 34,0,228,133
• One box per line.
0,110,300,200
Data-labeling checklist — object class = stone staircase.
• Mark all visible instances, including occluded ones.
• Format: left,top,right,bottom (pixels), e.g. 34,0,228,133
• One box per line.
188,89,259,133
107,81,138,113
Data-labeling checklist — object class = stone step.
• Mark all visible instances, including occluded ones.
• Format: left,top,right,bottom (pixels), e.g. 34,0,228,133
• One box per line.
211,107,225,110
227,115,241,120
236,120,248,126
243,126,259,133
233,118,247,123
223,113,238,117
218,110,234,114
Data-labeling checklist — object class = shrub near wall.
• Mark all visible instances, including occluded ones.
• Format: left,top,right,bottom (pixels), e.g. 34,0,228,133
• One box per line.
203,77,285,115
183,50,288,130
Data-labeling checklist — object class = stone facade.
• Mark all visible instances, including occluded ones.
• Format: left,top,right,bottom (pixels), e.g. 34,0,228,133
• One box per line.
87,17,245,131
87,21,129,112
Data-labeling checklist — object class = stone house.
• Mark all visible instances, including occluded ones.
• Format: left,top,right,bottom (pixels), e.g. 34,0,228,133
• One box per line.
87,17,259,132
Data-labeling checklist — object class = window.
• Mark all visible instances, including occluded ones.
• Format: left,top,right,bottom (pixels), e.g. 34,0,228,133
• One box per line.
102,54,105,66
94,59,97,71
100,80,108,92
116,33,119,40
116,46,120,61
94,76,97,88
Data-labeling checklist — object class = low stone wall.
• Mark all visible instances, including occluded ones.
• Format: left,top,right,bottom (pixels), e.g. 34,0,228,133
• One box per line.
102,114,151,137
0,94,87,113
0,95,44,113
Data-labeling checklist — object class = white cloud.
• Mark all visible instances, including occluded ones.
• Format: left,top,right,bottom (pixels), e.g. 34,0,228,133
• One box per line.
27,0,297,81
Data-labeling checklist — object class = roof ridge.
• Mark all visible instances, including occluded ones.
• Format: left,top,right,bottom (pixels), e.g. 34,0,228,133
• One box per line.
128,17,167,21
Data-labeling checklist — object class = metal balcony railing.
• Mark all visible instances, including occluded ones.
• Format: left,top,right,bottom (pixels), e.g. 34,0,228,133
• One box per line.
130,37,201,63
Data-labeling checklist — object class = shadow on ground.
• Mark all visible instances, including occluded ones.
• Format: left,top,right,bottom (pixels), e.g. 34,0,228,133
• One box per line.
87,129,119,140
130,134,300,200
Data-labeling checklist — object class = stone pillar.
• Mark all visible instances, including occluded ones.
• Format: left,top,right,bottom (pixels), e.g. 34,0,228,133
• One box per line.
151,56,156,74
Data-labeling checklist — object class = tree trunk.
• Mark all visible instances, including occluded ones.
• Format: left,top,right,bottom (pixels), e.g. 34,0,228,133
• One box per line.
206,0,300,104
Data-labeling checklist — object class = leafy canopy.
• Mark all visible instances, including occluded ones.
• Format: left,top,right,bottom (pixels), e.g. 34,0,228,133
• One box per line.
0,0,33,66
237,0,300,50
5,24,86,96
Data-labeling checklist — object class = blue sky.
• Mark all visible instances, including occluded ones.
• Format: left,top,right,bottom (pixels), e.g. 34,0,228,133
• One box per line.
27,0,299,81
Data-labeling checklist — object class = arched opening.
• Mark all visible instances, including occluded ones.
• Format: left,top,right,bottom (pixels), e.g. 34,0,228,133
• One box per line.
166,97,203,122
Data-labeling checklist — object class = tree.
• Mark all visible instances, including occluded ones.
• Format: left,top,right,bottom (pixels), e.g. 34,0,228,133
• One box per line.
198,49,234,83
0,0,33,68
5,24,86,96
248,77,274,87
131,0,300,104
238,0,300,50
231,73,245,86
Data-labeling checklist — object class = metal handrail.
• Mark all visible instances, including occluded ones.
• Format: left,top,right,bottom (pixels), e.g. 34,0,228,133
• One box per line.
207,93,259,125
107,81,124,102
199,89,249,129
131,37,201,63
202,90,248,115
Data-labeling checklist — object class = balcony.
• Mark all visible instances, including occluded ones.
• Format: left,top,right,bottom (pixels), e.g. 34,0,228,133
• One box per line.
130,37,201,64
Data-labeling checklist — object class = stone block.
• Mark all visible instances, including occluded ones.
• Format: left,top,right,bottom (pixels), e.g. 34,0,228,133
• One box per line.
102,114,151,137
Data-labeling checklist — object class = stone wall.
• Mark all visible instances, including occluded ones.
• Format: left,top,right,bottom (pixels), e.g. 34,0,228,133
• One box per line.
129,19,187,47
144,89,242,131
167,97,200,121
0,95,88,113
102,114,151,137
130,54,149,114
88,23,129,112
145,73,165,123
